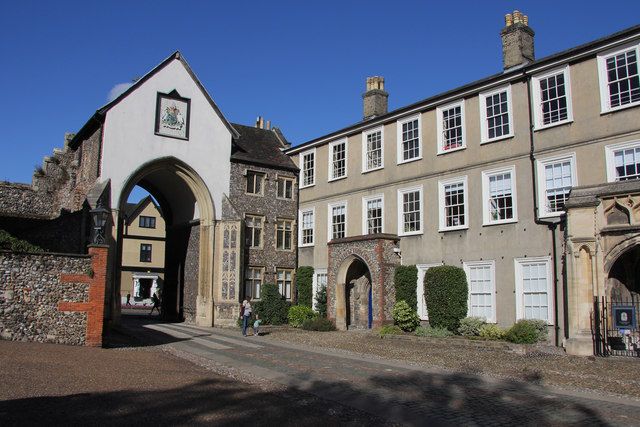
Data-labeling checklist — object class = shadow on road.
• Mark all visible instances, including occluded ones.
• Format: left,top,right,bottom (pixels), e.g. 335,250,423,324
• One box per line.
0,357,608,425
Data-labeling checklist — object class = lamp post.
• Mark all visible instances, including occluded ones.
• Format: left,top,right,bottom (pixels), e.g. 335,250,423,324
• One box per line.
90,203,110,245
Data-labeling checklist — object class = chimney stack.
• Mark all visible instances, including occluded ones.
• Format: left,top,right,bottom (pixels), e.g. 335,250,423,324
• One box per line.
501,10,534,69
255,116,265,129
362,76,388,120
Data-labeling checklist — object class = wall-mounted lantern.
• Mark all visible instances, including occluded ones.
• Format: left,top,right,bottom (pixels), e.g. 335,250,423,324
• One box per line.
90,203,110,245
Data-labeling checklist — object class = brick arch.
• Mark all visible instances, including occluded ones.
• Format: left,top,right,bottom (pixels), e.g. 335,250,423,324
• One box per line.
327,234,400,330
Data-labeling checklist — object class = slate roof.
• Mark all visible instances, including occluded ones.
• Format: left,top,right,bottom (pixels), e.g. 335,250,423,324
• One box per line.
230,123,298,172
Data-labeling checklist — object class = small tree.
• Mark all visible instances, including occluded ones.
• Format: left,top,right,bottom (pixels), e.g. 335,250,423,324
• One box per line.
392,300,420,332
424,265,468,332
394,265,418,311
253,283,290,325
315,286,327,318
296,266,314,307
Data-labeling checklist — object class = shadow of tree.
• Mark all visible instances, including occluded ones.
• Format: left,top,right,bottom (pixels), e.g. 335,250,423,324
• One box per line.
0,363,609,426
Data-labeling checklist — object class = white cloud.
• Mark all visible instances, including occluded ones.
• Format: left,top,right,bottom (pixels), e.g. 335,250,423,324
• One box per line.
107,82,134,102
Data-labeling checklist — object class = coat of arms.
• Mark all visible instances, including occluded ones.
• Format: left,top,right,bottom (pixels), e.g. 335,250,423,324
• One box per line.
155,91,190,140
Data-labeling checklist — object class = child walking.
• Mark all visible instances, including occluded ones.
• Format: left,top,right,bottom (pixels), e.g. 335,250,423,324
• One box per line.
253,314,262,337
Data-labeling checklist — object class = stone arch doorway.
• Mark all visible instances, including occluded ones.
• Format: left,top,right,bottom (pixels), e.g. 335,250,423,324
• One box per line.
606,243,640,303
114,157,216,325
336,256,373,330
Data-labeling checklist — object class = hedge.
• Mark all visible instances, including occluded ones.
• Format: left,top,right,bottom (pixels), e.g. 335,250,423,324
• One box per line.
296,266,314,307
424,265,468,332
394,265,418,311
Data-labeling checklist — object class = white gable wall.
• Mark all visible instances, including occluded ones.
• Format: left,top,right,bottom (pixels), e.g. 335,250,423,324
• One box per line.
100,59,232,219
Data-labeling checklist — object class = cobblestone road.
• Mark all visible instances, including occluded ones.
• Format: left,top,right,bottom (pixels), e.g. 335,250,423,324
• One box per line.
122,317,640,426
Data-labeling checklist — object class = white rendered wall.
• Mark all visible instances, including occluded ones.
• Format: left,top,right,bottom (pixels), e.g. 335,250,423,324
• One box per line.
100,59,232,219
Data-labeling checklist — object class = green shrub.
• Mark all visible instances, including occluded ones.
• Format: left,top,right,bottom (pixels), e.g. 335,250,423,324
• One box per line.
424,265,468,332
301,317,336,331
458,316,486,336
288,305,316,328
0,230,43,253
394,265,418,311
478,324,506,340
505,319,548,344
392,300,420,332
253,283,290,325
415,326,454,338
315,286,327,318
296,266,314,307
378,324,403,337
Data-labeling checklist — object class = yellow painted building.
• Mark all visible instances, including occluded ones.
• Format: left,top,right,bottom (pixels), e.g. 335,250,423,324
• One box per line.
120,196,165,305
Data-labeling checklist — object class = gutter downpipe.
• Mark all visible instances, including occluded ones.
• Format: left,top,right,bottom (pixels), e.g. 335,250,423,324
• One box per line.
525,74,563,347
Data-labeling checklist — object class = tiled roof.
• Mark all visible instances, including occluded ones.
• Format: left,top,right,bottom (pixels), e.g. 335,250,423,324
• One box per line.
230,123,298,172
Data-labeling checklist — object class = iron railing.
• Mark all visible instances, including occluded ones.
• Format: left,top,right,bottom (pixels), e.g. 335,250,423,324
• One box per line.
593,296,640,357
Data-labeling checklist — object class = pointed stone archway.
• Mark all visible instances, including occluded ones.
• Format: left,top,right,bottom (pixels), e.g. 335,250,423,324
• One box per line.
113,157,221,327
327,234,400,331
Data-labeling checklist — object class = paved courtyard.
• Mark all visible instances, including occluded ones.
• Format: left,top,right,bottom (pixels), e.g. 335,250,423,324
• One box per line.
2,314,640,426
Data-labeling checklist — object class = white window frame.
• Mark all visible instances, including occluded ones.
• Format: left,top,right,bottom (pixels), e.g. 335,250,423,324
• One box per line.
416,263,442,321
482,166,518,226
479,85,514,144
536,153,577,218
463,260,497,323
396,114,422,165
605,140,640,182
532,65,573,130
597,42,640,113
514,256,553,325
299,148,316,189
327,201,348,241
397,186,423,236
328,139,348,182
436,100,466,155
362,127,384,173
438,176,469,231
312,268,328,311
298,208,315,247
362,194,385,235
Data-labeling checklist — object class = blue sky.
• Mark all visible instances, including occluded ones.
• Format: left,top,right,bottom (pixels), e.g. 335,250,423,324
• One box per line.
1,1,638,186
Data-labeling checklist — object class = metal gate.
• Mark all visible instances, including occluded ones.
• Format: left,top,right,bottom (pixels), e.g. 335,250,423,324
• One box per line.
593,296,640,357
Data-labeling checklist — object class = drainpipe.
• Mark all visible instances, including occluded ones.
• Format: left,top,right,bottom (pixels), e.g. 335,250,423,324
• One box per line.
525,75,563,347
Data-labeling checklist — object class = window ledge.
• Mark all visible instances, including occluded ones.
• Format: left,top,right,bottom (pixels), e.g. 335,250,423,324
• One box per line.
482,219,518,227
299,183,315,189
600,101,640,115
362,166,384,174
437,145,466,156
399,230,424,237
397,156,423,166
534,119,573,132
328,175,347,183
438,225,469,232
299,243,314,248
480,134,514,145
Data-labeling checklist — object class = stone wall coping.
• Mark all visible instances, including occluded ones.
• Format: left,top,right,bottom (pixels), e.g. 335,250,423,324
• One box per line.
328,233,400,245
567,180,640,208
0,249,90,259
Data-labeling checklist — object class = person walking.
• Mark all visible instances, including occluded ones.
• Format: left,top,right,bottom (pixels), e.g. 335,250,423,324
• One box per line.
125,293,131,307
150,292,161,315
241,296,252,337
